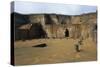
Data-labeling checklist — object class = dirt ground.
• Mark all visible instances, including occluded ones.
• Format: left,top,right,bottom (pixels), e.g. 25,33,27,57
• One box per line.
14,38,97,65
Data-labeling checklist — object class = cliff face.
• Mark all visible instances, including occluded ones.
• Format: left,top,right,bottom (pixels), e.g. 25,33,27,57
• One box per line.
12,12,97,40
11,12,30,29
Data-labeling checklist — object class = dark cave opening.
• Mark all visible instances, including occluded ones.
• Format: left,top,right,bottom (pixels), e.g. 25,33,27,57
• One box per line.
65,29,69,37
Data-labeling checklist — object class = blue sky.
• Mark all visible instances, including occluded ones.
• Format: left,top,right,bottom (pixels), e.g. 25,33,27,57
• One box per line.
12,1,97,15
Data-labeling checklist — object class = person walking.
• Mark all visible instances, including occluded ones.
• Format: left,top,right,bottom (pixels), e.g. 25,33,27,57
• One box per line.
75,39,83,52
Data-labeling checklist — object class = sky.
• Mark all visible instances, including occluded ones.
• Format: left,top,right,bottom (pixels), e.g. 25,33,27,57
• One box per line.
11,1,97,15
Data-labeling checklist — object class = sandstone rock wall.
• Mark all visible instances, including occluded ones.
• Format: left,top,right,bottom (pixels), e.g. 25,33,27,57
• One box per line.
14,12,97,40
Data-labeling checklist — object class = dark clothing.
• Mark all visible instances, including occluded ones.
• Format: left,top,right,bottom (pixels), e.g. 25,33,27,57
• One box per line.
75,44,80,52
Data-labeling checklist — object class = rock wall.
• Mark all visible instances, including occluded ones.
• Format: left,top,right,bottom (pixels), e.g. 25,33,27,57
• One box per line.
14,12,97,40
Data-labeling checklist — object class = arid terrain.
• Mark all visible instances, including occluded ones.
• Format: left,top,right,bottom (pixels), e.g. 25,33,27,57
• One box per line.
12,11,97,65
14,38,97,65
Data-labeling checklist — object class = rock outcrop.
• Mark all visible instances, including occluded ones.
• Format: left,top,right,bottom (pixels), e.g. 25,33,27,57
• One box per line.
12,12,97,40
